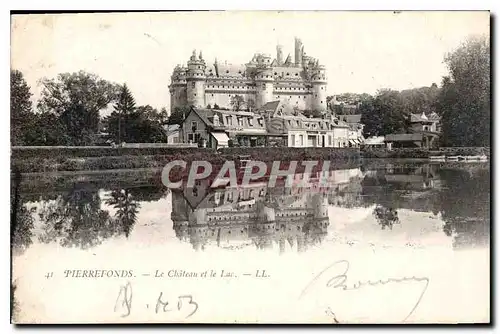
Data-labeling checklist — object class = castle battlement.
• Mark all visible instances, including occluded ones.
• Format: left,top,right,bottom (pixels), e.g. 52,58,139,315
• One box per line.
169,37,328,112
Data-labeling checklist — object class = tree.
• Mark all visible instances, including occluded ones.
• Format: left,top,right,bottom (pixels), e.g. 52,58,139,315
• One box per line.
376,89,407,135
360,96,381,137
436,35,490,147
38,186,120,249
246,98,256,112
302,109,323,118
167,106,190,125
104,84,136,143
37,71,120,145
136,105,168,125
10,70,33,145
360,89,407,137
23,112,69,146
373,205,400,230
230,95,245,111
106,189,140,237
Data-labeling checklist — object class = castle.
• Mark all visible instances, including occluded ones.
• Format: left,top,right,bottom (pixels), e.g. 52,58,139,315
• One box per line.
169,37,328,112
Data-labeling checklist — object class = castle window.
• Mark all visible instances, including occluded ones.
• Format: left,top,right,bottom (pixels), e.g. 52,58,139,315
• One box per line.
321,87,323,90
258,118,264,126
248,118,254,126
194,93,197,96
287,73,289,76
211,94,214,96
295,73,298,76
226,70,229,73
274,72,277,75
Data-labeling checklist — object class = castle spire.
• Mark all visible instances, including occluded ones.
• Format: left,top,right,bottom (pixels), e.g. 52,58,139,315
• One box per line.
214,57,219,77
199,50,203,60
284,53,292,66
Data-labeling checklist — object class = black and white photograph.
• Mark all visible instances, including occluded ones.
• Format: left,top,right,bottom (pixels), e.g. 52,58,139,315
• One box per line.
10,10,491,324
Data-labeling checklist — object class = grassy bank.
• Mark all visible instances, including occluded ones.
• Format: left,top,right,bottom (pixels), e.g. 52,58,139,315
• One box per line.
11,146,362,173
11,146,211,159
361,147,490,159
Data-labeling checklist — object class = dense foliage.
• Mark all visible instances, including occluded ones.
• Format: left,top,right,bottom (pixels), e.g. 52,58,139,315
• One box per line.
338,35,489,146
436,36,490,147
11,71,170,146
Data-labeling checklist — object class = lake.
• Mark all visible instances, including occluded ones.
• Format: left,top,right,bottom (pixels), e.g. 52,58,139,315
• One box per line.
11,160,490,324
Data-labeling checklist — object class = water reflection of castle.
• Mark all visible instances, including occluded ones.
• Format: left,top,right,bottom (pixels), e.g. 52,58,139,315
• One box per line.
171,168,363,252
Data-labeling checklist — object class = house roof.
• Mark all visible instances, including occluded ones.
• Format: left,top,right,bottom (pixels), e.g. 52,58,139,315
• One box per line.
216,110,256,117
190,107,215,126
258,100,281,113
205,62,246,78
338,114,362,124
364,136,385,145
385,133,423,142
163,124,180,132
411,112,440,123
428,112,440,121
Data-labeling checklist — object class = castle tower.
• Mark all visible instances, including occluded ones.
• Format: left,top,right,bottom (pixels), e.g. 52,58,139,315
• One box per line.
169,65,188,111
276,44,283,65
311,63,327,112
254,54,274,108
312,193,329,219
186,49,206,108
294,37,303,67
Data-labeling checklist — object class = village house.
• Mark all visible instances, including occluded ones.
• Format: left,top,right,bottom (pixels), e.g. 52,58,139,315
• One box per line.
179,101,352,148
338,114,364,148
260,100,350,148
180,106,268,149
385,112,441,149
164,124,181,144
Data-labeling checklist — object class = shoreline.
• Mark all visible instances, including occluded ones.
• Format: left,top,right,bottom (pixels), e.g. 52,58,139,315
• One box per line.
10,146,489,174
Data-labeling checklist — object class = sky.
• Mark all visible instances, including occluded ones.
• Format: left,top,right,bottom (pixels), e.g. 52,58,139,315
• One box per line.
11,11,490,112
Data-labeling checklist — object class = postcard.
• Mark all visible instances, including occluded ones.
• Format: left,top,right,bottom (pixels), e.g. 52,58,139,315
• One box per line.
10,10,490,324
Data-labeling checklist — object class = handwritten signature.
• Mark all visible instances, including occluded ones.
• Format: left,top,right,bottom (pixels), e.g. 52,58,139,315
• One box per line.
114,282,199,318
299,260,430,323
